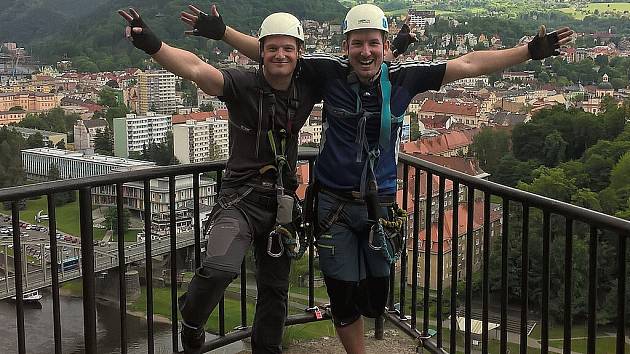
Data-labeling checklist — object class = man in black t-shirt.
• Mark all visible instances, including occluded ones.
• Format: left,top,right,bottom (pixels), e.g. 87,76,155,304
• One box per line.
120,9,321,354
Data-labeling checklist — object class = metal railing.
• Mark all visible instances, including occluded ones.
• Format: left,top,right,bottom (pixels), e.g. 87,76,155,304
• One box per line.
388,153,630,354
1,150,629,353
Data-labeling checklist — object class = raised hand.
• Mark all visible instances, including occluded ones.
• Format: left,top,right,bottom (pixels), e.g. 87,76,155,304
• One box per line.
118,8,162,55
180,4,226,40
527,25,574,60
391,18,417,58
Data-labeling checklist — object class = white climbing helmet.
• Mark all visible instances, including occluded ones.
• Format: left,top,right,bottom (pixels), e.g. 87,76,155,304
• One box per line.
343,4,389,35
259,13,304,42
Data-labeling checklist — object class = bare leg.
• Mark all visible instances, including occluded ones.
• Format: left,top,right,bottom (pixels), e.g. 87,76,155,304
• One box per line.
335,317,366,354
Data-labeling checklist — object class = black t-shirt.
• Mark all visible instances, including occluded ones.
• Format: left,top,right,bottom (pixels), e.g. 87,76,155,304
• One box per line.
218,68,322,190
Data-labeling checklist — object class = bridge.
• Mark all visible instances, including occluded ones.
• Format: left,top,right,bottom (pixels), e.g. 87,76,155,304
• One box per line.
0,230,203,300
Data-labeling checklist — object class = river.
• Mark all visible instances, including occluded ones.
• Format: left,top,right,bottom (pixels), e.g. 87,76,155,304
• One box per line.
0,289,244,353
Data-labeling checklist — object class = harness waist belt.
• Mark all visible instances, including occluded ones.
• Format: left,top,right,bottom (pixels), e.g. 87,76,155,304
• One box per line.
320,186,395,205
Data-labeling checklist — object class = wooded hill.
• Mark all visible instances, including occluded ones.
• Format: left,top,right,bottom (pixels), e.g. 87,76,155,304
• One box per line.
1,0,346,70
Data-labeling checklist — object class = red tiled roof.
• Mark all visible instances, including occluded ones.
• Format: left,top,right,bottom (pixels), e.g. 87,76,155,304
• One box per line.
420,100,478,116
172,112,216,125
401,130,473,155
407,200,502,253
215,109,229,120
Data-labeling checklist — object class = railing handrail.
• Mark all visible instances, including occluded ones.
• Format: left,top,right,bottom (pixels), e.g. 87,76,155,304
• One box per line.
400,153,630,234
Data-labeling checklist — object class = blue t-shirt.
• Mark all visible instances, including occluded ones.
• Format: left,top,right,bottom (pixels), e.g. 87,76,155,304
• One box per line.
301,54,446,195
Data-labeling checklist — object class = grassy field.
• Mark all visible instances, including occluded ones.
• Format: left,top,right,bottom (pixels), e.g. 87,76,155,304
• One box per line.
127,286,335,345
559,2,630,20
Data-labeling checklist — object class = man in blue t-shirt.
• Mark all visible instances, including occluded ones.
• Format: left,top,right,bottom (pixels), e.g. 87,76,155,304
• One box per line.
182,3,572,353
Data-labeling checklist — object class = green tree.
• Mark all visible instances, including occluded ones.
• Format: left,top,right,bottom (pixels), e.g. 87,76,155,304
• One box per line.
98,87,119,107
470,127,510,174
26,133,45,148
409,112,421,141
47,163,76,206
93,127,114,156
104,207,131,239
542,130,568,166
55,139,66,150
199,103,214,112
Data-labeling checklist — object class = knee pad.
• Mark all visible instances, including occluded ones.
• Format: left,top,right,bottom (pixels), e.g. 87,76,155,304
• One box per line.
356,276,389,318
324,276,361,327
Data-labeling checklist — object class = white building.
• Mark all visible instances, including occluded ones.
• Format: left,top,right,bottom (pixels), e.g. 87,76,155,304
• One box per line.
209,118,229,160
137,69,177,114
21,148,217,233
113,112,172,158
21,147,154,180
451,76,489,88
173,118,229,163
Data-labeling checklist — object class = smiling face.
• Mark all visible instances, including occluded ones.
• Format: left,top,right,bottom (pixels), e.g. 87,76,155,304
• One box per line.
345,29,389,84
261,35,300,80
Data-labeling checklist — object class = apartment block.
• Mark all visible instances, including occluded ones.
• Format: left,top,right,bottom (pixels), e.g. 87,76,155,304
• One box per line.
173,118,229,163
137,70,177,114
113,112,172,157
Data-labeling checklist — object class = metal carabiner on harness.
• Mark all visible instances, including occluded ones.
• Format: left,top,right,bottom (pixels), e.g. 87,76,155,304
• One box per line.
368,220,384,251
267,227,284,257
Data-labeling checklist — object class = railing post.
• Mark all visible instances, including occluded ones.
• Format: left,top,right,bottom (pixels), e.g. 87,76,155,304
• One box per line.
115,184,127,354
169,176,179,351
12,202,25,354
79,187,97,353
143,180,154,354
47,193,62,354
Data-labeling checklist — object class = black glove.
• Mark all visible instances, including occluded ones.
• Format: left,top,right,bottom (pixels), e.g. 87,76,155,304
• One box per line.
128,13,162,55
191,11,226,40
527,25,561,60
391,24,416,58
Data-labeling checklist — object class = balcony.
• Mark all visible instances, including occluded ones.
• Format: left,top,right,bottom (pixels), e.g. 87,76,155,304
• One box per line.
0,151,628,353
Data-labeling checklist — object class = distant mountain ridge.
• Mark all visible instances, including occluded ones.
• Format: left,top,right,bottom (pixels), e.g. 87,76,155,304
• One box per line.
1,0,346,70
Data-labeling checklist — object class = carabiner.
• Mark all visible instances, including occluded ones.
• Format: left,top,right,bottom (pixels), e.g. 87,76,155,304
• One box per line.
267,230,284,257
368,223,383,251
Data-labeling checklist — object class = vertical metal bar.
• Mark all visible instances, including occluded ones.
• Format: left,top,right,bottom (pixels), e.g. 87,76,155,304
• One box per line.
169,177,178,351
423,171,433,335
542,211,550,354
219,297,226,336
193,173,201,269
587,226,597,354
436,176,445,348
79,187,96,354
115,184,128,354
465,186,474,354
143,180,154,354
500,198,509,354
375,316,384,340
241,260,247,327
47,194,62,354
617,233,626,354
520,204,529,354
11,202,25,354
308,159,315,309
450,181,460,354
399,164,409,321
563,219,573,354
482,192,490,354
411,167,420,330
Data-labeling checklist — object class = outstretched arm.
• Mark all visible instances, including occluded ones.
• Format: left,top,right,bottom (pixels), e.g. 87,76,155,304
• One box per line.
442,26,573,85
119,8,224,96
180,4,260,60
